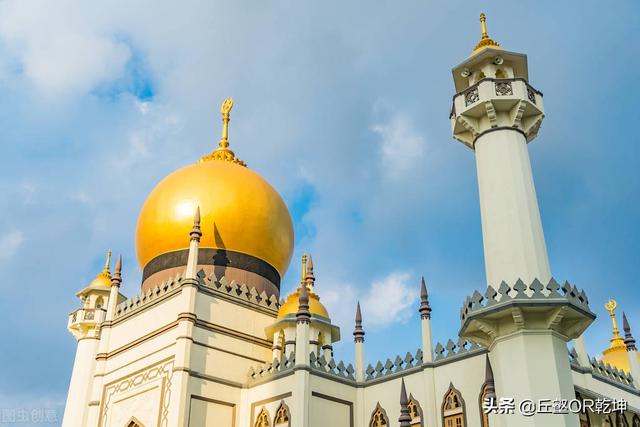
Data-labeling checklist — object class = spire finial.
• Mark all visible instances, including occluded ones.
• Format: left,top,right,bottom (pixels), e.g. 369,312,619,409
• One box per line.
190,206,203,241
605,299,621,338
200,98,246,166
419,276,432,319
296,279,311,321
111,255,122,287
103,249,112,273
484,355,496,400
354,301,365,342
472,13,501,53
399,378,411,427
623,312,637,352
219,97,233,149
301,254,308,284
305,254,315,288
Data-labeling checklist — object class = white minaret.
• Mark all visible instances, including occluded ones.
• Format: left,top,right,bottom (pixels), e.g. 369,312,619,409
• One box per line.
450,13,548,289
454,15,595,427
62,251,112,427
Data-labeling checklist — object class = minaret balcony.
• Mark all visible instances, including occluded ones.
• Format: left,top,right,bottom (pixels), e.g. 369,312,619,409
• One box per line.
450,78,545,148
68,307,106,328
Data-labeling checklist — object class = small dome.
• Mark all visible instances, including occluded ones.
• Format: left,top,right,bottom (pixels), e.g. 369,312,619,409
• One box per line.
277,287,329,319
88,251,112,290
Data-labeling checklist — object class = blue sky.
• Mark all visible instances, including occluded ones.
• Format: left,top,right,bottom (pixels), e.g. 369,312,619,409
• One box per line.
0,0,639,422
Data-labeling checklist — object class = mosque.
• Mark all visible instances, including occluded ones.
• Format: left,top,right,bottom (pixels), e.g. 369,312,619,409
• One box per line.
61,14,640,427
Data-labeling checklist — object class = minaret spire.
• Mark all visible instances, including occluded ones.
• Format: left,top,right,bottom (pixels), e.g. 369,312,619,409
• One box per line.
111,255,122,287
419,277,432,319
623,312,637,351
103,249,112,274
305,254,316,289
484,356,496,400
296,279,311,321
605,300,625,346
185,207,202,280
200,97,246,166
399,378,411,427
353,301,365,342
473,13,501,53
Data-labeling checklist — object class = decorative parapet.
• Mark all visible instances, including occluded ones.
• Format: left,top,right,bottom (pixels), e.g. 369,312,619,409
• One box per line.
460,278,594,323
309,352,355,381
114,272,183,319
247,353,295,382
364,349,424,381
198,270,280,313
433,338,484,362
568,348,580,368
589,357,635,389
113,269,282,321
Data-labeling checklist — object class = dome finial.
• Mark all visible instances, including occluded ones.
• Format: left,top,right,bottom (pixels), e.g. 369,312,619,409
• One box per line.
200,98,247,166
605,299,621,338
103,249,112,274
473,13,501,53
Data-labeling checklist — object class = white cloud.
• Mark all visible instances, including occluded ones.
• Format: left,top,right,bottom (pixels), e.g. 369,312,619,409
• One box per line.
0,230,24,259
372,113,425,180
318,271,417,332
0,1,131,96
361,271,417,327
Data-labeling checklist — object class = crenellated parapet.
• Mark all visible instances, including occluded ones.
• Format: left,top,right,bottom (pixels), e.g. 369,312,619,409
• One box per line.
309,352,355,381
114,272,183,319
459,278,596,347
247,353,296,384
199,270,280,313
590,357,635,389
365,349,424,381
433,338,484,362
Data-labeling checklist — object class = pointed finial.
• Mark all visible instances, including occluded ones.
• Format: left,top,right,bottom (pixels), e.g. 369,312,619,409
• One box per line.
301,254,308,284
484,355,496,400
103,249,112,273
354,301,365,343
605,299,621,338
111,255,122,287
200,98,246,166
419,277,432,319
305,254,316,288
472,13,501,53
296,279,311,322
623,312,637,351
190,206,202,241
399,378,411,427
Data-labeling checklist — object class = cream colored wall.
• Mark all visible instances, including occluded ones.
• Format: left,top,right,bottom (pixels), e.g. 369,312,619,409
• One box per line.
189,397,235,426
310,395,351,427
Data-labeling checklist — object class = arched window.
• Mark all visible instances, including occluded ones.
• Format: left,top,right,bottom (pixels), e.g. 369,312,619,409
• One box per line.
96,296,104,309
369,403,389,427
617,413,630,427
478,383,492,427
273,401,290,426
574,392,590,427
408,394,423,426
255,408,270,427
632,414,640,427
125,417,144,427
442,383,466,427
495,69,506,79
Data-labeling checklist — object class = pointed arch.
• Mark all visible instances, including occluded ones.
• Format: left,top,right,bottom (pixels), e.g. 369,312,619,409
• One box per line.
495,68,506,79
632,414,640,427
125,416,144,427
574,392,591,427
407,393,423,426
95,296,104,309
369,402,389,427
273,400,290,426
255,407,271,427
617,413,630,427
441,382,466,427
478,382,491,427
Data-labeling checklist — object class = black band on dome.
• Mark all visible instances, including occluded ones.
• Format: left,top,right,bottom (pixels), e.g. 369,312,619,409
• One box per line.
142,248,281,287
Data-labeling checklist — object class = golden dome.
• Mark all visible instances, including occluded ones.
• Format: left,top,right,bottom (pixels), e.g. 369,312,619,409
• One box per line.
277,287,329,319
88,250,112,289
135,99,294,277
277,255,329,319
600,299,638,373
